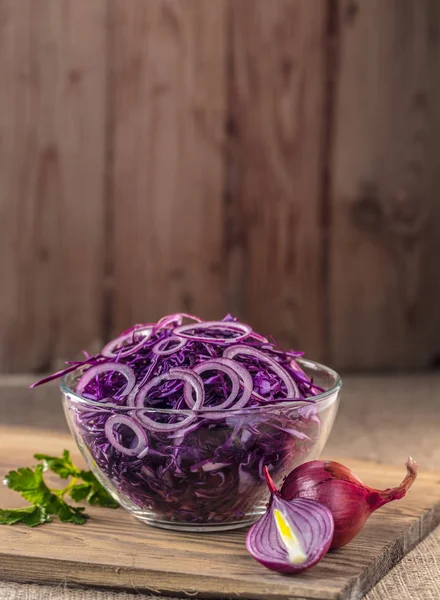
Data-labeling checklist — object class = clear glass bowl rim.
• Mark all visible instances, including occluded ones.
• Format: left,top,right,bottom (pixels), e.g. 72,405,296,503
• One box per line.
60,357,342,415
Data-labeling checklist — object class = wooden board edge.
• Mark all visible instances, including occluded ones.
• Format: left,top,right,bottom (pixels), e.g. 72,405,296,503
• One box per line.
1,498,439,600
342,500,440,600
0,553,334,600
0,436,439,600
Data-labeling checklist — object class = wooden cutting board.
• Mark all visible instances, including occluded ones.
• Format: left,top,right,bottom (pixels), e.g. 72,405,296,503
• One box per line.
0,427,439,600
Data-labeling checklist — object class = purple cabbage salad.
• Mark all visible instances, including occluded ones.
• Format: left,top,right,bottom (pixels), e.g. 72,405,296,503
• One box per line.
33,314,324,525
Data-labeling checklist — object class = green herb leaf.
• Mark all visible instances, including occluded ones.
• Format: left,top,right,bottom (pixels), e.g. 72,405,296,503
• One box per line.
4,464,89,525
0,506,51,527
4,465,52,506
34,450,80,479
87,488,119,508
48,497,88,525
0,506,34,525
1,450,117,527
22,506,52,526
78,471,119,508
69,483,91,502
78,471,98,484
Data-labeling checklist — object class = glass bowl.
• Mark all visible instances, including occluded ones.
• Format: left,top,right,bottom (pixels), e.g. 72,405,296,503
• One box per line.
61,358,341,532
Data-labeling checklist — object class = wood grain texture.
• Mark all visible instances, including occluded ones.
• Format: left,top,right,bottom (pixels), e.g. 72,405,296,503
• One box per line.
1,375,440,600
0,0,107,373
109,0,227,333
365,527,440,600
0,427,439,600
329,0,440,369
228,0,329,357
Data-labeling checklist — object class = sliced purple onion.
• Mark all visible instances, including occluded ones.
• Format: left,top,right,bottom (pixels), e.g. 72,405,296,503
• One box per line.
153,312,202,334
174,320,252,344
126,385,141,408
152,336,186,356
179,312,203,323
246,494,334,573
221,359,254,409
119,322,155,336
104,414,149,457
192,357,253,411
134,367,204,431
223,345,299,401
248,332,269,343
101,328,152,359
153,314,184,332
76,363,136,397
184,359,239,410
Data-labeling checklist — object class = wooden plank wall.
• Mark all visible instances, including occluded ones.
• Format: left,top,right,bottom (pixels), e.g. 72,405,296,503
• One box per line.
229,0,329,358
0,0,107,372
109,0,227,331
0,0,439,373
329,0,440,369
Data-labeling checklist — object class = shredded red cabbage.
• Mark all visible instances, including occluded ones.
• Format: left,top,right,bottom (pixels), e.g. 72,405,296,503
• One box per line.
34,314,324,525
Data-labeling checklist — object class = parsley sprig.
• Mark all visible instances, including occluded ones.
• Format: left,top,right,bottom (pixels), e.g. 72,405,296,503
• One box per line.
0,450,118,527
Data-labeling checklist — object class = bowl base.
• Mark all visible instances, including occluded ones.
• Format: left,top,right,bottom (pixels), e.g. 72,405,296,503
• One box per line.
129,505,266,532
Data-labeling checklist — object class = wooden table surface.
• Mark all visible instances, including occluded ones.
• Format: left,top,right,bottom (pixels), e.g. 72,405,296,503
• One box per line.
0,373,439,600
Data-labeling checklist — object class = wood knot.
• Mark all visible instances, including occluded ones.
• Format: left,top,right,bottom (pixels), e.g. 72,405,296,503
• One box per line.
384,189,426,238
412,90,428,110
351,186,427,240
351,190,383,233
281,57,294,85
169,268,184,281
68,69,82,85
345,1,359,24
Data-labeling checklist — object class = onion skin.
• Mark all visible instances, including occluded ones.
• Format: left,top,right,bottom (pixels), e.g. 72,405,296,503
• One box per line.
281,458,418,549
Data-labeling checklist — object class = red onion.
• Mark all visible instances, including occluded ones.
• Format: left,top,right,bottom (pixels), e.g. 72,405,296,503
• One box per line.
119,322,155,336
76,363,136,397
213,358,254,409
246,466,334,573
153,312,202,333
185,359,239,410
101,328,152,359
134,367,204,431
152,336,186,356
105,415,149,457
186,357,253,411
248,332,269,343
174,320,252,344
223,345,299,400
281,457,418,549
